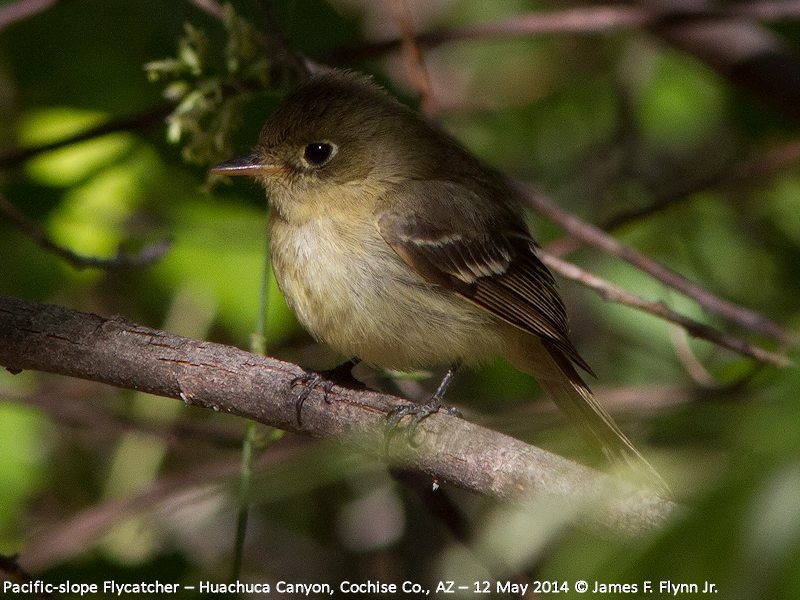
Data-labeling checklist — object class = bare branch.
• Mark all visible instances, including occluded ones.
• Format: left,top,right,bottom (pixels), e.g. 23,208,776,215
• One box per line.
21,454,250,571
0,0,59,31
545,138,800,259
186,0,224,21
255,0,317,79
727,1,800,20
645,1,800,121
388,0,438,116
330,4,800,63
0,295,676,538
0,105,171,170
330,6,649,62
539,251,791,368
514,180,798,346
0,193,172,270
604,139,800,231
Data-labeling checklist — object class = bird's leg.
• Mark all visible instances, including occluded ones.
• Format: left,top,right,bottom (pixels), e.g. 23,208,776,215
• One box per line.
291,358,363,425
386,362,463,429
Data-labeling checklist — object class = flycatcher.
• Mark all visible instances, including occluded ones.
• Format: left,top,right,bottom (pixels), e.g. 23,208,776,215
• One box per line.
212,69,662,485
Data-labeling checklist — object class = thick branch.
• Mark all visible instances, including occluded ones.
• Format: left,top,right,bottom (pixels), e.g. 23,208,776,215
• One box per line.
0,295,675,538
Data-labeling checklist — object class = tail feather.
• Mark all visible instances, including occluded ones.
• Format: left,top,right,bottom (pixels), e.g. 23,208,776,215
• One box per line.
508,335,669,494
537,364,668,493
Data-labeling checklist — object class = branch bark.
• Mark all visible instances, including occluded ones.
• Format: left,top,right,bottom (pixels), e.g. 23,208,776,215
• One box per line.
0,295,676,538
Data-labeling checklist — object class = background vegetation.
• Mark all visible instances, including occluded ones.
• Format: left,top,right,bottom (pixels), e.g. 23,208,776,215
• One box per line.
1,0,799,597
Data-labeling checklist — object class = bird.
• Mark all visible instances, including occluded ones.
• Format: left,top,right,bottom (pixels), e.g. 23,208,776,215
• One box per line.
212,69,664,488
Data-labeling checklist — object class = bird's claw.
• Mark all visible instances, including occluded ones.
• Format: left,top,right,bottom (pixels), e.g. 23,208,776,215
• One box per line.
291,372,336,402
385,397,462,444
291,372,337,426
290,361,363,426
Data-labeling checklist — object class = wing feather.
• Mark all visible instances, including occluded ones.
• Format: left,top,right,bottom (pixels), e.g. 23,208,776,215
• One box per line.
376,208,593,375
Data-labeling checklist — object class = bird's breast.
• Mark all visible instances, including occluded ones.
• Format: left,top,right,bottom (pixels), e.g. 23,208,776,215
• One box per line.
268,213,503,369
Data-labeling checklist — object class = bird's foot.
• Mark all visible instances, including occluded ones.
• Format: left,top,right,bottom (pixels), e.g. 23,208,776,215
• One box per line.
386,397,461,428
385,364,463,442
386,395,463,445
290,360,363,425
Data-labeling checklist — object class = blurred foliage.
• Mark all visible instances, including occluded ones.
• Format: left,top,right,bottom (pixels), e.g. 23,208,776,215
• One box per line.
145,5,272,165
1,0,800,598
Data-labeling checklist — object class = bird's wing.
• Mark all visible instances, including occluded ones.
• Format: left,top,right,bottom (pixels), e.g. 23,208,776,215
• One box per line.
375,180,593,375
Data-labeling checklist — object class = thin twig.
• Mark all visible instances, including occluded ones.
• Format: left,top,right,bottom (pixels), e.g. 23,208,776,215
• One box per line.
330,6,649,63
669,326,719,388
548,138,800,256
539,250,791,368
330,4,800,63
389,0,438,117
0,193,172,270
605,139,800,231
514,180,797,346
256,0,317,78
647,2,800,121
0,105,172,170
187,0,224,20
231,210,275,580
0,0,59,31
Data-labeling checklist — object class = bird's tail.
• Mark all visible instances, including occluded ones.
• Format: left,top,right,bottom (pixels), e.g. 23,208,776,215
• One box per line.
506,335,669,494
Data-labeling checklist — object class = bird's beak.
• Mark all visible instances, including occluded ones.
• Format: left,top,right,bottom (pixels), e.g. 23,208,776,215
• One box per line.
210,153,281,177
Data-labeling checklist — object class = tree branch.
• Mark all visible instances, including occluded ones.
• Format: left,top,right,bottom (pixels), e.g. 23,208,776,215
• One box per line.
389,0,439,117
0,192,172,270
0,0,60,32
329,4,800,63
186,0,224,21
539,250,791,368
513,180,798,346
0,104,172,170
329,6,649,62
644,0,800,121
603,138,800,231
0,295,675,538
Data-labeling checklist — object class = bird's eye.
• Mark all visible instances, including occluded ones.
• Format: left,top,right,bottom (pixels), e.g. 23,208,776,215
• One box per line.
302,142,336,167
